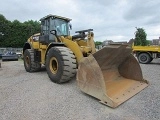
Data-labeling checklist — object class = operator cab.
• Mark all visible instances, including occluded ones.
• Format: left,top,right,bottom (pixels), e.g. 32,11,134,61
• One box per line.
39,14,71,44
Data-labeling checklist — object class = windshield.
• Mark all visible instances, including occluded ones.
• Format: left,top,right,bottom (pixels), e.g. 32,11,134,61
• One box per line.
54,19,69,36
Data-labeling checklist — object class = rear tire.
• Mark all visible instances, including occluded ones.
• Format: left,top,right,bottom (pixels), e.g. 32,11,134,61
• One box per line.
23,49,41,72
46,47,77,83
138,53,151,64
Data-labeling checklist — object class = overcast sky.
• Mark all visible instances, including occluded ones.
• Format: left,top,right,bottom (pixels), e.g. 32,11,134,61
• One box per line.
1,0,160,42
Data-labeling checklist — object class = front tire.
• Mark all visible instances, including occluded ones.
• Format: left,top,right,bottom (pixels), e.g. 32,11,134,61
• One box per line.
46,47,77,83
23,49,41,72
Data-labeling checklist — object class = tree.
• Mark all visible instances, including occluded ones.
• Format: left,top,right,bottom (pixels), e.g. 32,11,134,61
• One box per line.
0,14,10,46
95,41,102,46
0,14,41,47
134,27,148,46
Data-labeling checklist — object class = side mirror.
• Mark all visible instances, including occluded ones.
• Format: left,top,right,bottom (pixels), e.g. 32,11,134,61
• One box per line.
50,30,57,35
69,23,72,30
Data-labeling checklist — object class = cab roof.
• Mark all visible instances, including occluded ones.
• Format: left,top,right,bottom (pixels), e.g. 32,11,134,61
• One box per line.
40,14,71,21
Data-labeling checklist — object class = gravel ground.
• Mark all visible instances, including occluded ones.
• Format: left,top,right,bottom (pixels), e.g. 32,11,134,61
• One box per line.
0,59,160,120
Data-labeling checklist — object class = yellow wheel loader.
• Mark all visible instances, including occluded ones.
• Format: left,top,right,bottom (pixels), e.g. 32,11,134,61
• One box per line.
23,14,148,108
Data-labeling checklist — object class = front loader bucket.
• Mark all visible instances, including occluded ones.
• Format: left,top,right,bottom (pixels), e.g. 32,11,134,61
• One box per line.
77,45,148,108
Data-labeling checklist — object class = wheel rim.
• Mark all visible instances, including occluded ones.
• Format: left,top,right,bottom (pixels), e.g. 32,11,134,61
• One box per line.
140,55,147,62
50,57,58,74
25,56,30,67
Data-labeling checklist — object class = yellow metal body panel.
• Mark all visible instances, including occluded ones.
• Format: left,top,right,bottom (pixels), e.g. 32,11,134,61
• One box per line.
27,36,39,49
27,35,96,64
76,40,87,46
40,49,47,64
40,44,47,49
59,32,96,63
27,31,96,64
87,32,96,53
80,46,92,53
60,36,84,63
32,42,39,49
132,45,160,52
39,44,47,64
